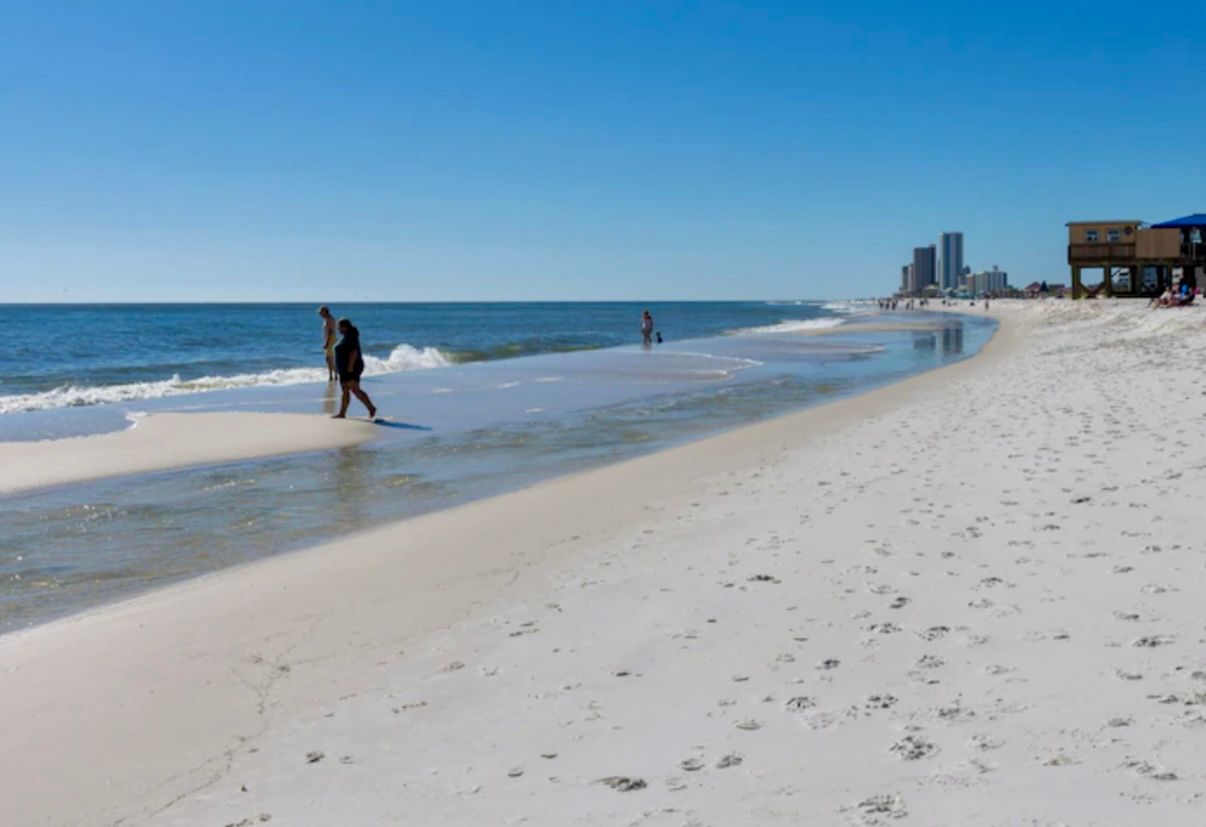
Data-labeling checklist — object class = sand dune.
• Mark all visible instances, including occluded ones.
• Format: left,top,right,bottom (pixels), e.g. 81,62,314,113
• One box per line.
5,300,1206,825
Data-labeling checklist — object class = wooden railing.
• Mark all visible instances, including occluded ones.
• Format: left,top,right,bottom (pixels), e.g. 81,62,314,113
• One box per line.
1068,243,1136,262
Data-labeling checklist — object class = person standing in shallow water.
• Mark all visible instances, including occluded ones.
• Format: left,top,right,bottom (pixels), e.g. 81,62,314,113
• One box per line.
332,318,377,419
640,309,654,347
318,306,338,381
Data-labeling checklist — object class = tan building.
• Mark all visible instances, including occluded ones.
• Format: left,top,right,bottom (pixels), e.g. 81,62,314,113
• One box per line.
1066,217,1197,298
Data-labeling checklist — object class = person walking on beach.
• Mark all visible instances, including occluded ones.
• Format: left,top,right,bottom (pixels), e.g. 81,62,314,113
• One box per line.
332,318,377,420
641,309,654,347
318,306,338,381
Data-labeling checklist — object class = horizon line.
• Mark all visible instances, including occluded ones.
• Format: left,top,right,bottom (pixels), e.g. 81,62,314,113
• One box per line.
0,297,865,306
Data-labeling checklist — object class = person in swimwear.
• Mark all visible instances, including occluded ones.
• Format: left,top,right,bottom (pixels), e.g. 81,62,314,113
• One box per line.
332,318,377,419
640,309,654,347
318,306,338,381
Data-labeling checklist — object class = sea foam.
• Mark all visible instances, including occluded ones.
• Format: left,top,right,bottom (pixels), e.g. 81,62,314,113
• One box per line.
732,317,847,335
0,344,452,414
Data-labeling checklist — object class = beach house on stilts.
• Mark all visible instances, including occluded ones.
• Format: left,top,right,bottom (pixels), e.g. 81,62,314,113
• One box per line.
1067,214,1206,299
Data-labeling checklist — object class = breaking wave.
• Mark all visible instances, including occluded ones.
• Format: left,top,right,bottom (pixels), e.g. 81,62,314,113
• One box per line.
0,344,452,414
820,300,876,315
731,317,847,335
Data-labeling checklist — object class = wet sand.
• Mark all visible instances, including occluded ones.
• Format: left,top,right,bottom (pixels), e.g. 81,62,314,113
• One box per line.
0,412,377,495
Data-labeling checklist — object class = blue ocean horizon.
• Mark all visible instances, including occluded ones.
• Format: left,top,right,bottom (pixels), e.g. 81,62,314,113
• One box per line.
3,300,853,421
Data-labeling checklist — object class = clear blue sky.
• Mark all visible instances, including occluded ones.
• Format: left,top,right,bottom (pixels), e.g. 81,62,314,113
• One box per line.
2,1,1203,302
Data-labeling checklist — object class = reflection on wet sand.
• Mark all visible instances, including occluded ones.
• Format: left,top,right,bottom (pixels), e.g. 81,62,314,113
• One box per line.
806,321,951,335
911,326,965,355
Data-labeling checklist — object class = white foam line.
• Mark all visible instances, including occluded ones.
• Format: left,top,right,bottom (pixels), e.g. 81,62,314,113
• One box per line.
731,318,847,335
0,344,453,414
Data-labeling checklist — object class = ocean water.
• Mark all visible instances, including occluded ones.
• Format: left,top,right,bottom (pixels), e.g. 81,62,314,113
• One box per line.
2,301,847,420
0,302,995,631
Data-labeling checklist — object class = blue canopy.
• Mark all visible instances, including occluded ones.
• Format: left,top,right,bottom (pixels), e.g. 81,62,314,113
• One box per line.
1152,214,1206,228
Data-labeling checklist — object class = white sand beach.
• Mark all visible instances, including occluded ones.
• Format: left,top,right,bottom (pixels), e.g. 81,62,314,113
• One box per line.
6,300,1206,825
0,412,377,495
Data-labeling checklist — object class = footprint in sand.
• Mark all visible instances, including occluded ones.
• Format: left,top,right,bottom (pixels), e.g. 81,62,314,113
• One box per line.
599,776,646,792
865,694,897,711
785,696,817,712
851,792,907,823
889,735,936,760
917,626,950,642
1123,759,1178,781
936,702,975,722
970,733,1003,751
1132,635,1175,648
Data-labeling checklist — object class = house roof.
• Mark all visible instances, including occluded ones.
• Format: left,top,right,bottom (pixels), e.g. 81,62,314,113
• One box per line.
1152,214,1206,228
1065,220,1141,226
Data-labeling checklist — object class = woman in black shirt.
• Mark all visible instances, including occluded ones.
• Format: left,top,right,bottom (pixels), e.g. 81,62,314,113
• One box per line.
332,318,377,419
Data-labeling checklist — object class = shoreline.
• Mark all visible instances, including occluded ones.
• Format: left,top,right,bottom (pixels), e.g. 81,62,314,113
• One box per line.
0,312,951,497
0,310,1012,825
0,411,378,496
1,312,997,633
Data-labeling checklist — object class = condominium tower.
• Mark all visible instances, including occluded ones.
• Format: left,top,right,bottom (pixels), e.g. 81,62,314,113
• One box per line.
911,245,936,294
937,232,964,291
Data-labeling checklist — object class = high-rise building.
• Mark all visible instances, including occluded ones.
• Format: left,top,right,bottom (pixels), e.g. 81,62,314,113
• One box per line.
901,264,910,292
911,245,936,294
937,232,964,291
967,265,1008,295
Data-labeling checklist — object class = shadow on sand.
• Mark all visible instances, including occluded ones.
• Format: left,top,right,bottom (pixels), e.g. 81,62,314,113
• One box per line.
372,418,433,432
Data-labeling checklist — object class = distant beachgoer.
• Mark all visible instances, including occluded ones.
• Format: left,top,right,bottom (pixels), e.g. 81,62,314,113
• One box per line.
318,306,337,381
641,310,654,346
332,318,377,419
984,298,990,310
656,331,663,344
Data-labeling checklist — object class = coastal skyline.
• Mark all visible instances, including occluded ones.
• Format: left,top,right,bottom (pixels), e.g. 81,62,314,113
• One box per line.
3,1,1204,302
